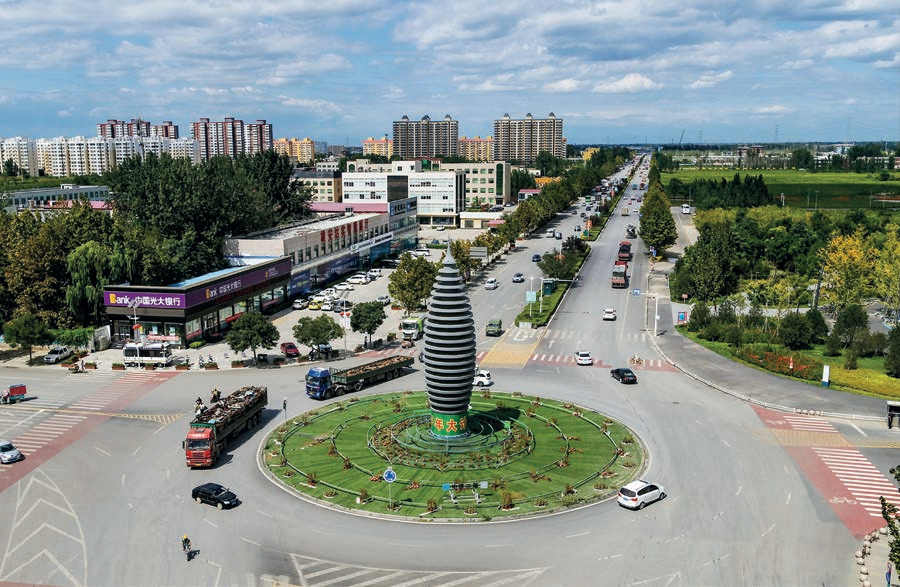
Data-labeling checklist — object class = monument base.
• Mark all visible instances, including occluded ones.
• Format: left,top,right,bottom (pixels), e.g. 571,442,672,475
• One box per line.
429,409,469,438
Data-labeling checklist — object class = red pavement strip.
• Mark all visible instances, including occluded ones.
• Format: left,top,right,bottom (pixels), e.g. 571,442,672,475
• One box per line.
753,404,900,539
0,372,179,495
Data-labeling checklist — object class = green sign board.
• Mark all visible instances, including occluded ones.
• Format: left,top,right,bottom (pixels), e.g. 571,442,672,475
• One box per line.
430,410,469,437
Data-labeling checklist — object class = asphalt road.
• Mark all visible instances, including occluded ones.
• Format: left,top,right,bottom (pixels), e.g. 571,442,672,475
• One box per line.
0,162,893,586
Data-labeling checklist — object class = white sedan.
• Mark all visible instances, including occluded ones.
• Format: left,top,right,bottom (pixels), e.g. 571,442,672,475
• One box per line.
574,350,594,366
333,283,355,291
602,308,617,321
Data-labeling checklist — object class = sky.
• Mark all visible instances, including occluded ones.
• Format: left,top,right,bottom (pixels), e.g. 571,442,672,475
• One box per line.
1,0,898,147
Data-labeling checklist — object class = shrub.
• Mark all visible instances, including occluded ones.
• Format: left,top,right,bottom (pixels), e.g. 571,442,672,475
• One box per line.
699,322,723,342
717,299,737,324
779,312,812,350
688,303,711,331
724,325,743,347
426,498,438,512
844,348,858,370
823,333,843,357
358,488,369,502
500,491,514,510
886,328,900,378
805,308,829,342
189,341,206,349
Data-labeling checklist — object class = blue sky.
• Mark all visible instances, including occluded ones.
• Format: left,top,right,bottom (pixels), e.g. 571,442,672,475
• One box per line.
1,0,898,146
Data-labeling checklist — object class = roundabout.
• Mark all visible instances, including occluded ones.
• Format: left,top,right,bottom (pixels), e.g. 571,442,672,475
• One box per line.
263,390,644,519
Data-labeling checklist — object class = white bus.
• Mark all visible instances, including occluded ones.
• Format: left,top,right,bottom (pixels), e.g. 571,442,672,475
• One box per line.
123,342,176,367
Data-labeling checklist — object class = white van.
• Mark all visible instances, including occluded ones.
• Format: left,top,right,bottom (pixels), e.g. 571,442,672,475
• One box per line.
681,204,691,215
545,229,555,238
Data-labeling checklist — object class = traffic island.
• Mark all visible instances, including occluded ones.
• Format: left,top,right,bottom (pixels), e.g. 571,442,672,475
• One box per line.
262,390,644,520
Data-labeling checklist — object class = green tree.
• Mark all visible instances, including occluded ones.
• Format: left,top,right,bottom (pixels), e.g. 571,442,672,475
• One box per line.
3,159,20,177
832,304,869,348
537,249,577,280
879,467,900,569
804,308,829,342
66,241,111,327
885,327,900,378
350,301,387,345
447,240,479,282
687,303,711,331
3,312,54,363
225,311,280,365
638,182,677,255
292,314,344,353
779,312,813,350
388,253,438,315
5,220,72,327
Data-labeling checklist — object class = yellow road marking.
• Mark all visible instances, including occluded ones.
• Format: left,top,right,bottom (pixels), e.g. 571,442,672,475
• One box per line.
7,404,186,425
480,328,547,368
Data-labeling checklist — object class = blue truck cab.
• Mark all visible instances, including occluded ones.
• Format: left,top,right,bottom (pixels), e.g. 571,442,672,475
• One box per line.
306,367,332,399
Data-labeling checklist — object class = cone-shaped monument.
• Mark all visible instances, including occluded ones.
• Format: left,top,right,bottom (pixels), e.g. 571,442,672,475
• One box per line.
423,244,476,438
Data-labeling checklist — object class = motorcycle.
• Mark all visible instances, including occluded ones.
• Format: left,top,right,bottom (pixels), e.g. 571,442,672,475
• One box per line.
182,539,193,562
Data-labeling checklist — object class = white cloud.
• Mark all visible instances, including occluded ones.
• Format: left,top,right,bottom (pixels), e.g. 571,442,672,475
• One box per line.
752,105,792,114
593,74,661,93
280,97,342,117
689,70,734,89
544,79,582,93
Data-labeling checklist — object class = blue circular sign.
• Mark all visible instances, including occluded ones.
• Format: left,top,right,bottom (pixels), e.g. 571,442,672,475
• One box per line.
383,467,397,483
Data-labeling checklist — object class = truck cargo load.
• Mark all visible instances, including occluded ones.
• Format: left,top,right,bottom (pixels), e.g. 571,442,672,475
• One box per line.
617,241,632,262
306,355,414,400
183,386,267,468
611,260,628,289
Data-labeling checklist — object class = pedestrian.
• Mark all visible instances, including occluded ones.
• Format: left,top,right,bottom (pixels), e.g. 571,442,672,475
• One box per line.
80,359,85,371
887,561,892,587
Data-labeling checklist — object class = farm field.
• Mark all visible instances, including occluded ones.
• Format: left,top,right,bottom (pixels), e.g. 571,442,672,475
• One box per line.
660,169,900,209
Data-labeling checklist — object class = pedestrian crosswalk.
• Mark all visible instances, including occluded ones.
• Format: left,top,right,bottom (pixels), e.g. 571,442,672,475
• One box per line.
814,447,900,517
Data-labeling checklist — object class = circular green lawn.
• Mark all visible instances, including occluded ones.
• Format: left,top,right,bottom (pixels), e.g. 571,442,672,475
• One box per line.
263,390,644,520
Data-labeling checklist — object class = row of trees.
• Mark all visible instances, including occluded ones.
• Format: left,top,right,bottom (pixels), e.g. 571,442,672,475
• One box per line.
0,151,310,330
665,173,774,210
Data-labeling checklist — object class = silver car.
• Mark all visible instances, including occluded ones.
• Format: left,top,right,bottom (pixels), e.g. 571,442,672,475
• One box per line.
0,440,24,464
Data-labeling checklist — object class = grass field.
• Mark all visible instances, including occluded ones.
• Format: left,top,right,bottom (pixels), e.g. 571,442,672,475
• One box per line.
264,391,644,520
661,169,900,209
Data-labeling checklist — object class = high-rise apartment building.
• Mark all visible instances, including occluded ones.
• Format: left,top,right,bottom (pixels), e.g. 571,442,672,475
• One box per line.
190,117,273,162
362,136,393,159
36,137,70,177
457,136,493,162
151,121,179,139
274,137,315,164
492,113,565,164
0,137,39,176
97,118,151,139
392,114,458,159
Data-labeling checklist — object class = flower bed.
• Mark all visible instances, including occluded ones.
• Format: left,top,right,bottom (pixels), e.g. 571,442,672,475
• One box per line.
733,346,823,382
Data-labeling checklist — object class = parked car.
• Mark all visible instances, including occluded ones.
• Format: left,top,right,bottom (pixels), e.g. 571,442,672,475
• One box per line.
191,482,240,510
44,346,72,364
436,225,445,231
367,268,382,279
0,440,24,464
512,272,525,283
308,299,323,310
347,274,370,285
484,278,499,290
611,367,638,384
575,350,594,366
322,288,338,298
617,479,666,510
334,282,355,291
473,370,493,387
602,308,617,321
320,301,334,312
375,295,391,306
531,254,541,262
292,298,309,310
279,342,300,358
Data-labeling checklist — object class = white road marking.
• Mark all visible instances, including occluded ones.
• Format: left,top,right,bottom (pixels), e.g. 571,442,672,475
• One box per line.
786,492,791,505
121,473,126,486
598,554,624,561
240,537,261,546
94,446,111,457
256,509,274,518
132,446,141,456
736,485,742,496
761,524,775,537
566,531,590,538
721,439,731,448
204,518,219,528
849,422,867,437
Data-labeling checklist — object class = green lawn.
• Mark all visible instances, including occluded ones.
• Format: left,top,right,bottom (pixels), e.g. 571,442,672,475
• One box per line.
264,391,644,520
661,169,900,209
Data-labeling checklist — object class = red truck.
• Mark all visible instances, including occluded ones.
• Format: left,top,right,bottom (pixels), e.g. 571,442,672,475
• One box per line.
611,260,628,288
617,241,632,262
183,386,268,468
1,384,26,404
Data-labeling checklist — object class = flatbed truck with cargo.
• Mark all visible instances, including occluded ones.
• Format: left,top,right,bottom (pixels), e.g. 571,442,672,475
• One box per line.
306,355,414,400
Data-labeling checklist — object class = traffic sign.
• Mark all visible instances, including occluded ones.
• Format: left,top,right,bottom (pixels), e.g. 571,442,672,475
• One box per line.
383,467,397,483
526,291,537,303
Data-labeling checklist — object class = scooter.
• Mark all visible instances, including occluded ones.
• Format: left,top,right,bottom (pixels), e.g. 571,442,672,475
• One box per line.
198,356,206,368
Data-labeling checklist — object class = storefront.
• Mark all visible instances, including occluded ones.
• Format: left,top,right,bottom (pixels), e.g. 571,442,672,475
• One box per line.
104,257,291,347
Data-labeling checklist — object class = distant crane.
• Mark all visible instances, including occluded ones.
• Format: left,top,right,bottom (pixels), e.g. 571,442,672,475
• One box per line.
678,129,685,148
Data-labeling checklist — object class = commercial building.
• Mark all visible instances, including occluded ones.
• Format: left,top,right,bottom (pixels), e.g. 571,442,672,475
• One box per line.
393,114,458,159
2,184,110,214
493,113,566,163
103,257,292,347
292,170,342,203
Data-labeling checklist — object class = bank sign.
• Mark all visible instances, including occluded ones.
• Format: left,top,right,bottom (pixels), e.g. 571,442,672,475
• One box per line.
105,259,291,311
